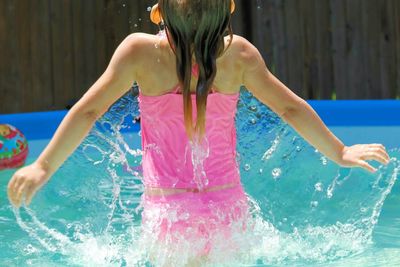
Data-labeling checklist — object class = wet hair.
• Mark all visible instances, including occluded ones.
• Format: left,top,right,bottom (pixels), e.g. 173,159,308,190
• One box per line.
158,0,233,141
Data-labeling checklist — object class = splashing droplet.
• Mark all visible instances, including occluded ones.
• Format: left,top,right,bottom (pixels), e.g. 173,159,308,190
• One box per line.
272,168,282,179
244,164,251,171
314,182,323,192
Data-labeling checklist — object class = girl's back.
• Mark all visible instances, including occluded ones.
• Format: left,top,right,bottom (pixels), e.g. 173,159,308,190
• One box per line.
131,32,247,97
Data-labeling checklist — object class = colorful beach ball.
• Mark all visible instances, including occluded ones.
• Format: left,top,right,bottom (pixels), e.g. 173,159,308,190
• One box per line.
0,124,28,170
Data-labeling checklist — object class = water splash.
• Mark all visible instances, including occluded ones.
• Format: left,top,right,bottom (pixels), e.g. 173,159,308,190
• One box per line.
8,89,400,266
188,135,210,190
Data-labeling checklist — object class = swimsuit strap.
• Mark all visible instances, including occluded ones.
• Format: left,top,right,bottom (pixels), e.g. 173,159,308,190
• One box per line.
191,63,199,77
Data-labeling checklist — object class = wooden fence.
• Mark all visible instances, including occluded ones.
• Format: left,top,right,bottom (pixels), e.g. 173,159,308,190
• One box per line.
0,0,399,114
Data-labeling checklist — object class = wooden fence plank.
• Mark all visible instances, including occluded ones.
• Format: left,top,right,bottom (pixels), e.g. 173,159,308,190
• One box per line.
395,0,400,98
15,0,32,112
1,0,20,113
300,0,316,99
231,0,246,37
298,0,314,99
251,0,274,71
314,0,334,99
50,0,75,110
71,0,86,104
344,0,365,99
270,0,289,84
0,1,10,114
0,0,10,113
362,0,380,99
109,0,130,47
94,0,108,82
330,0,348,99
80,0,102,94
284,0,305,97
30,0,53,111
380,0,397,98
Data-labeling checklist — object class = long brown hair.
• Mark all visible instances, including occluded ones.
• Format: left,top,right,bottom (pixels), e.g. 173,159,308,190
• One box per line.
158,0,233,141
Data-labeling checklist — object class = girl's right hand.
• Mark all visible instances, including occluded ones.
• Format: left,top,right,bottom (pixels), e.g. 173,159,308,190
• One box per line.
7,162,51,208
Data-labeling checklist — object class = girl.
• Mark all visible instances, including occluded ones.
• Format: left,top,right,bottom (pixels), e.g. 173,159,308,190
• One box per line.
8,0,389,265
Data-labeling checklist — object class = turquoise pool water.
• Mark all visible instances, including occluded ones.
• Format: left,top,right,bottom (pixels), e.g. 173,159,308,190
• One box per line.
1,92,399,266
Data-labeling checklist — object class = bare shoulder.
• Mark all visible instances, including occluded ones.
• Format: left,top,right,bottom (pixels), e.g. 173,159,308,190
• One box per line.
110,32,158,67
229,35,261,59
124,32,158,46
226,34,265,70
118,32,158,57
107,32,162,78
229,34,254,49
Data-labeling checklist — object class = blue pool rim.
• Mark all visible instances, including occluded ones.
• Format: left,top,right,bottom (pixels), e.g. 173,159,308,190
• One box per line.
0,100,399,140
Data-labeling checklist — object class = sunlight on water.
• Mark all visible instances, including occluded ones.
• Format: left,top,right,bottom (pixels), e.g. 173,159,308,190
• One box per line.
7,89,400,266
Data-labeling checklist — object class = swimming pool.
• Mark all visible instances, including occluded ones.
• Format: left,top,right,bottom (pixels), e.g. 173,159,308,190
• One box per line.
1,90,399,266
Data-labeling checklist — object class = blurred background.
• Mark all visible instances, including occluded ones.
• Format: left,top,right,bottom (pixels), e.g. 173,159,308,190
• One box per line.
0,0,399,114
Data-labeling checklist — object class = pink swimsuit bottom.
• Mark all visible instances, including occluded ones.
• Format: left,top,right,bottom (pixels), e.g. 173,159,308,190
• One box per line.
140,183,250,261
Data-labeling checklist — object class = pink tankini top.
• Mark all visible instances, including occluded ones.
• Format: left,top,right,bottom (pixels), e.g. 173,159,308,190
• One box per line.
138,66,241,190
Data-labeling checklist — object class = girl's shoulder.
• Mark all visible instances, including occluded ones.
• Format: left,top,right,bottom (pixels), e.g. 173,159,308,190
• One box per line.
122,32,160,52
223,34,263,70
126,32,159,42
226,34,257,51
115,33,165,67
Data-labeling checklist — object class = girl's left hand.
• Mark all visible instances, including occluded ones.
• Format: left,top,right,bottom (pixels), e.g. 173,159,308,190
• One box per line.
338,144,390,173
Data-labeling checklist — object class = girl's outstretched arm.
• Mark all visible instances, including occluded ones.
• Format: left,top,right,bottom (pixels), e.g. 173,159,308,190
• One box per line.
7,33,144,208
240,38,390,173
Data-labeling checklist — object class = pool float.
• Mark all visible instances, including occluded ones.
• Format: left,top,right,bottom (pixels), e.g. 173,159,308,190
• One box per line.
0,124,28,170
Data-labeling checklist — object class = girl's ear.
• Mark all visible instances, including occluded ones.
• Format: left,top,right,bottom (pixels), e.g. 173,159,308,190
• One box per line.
150,4,163,25
231,0,236,14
